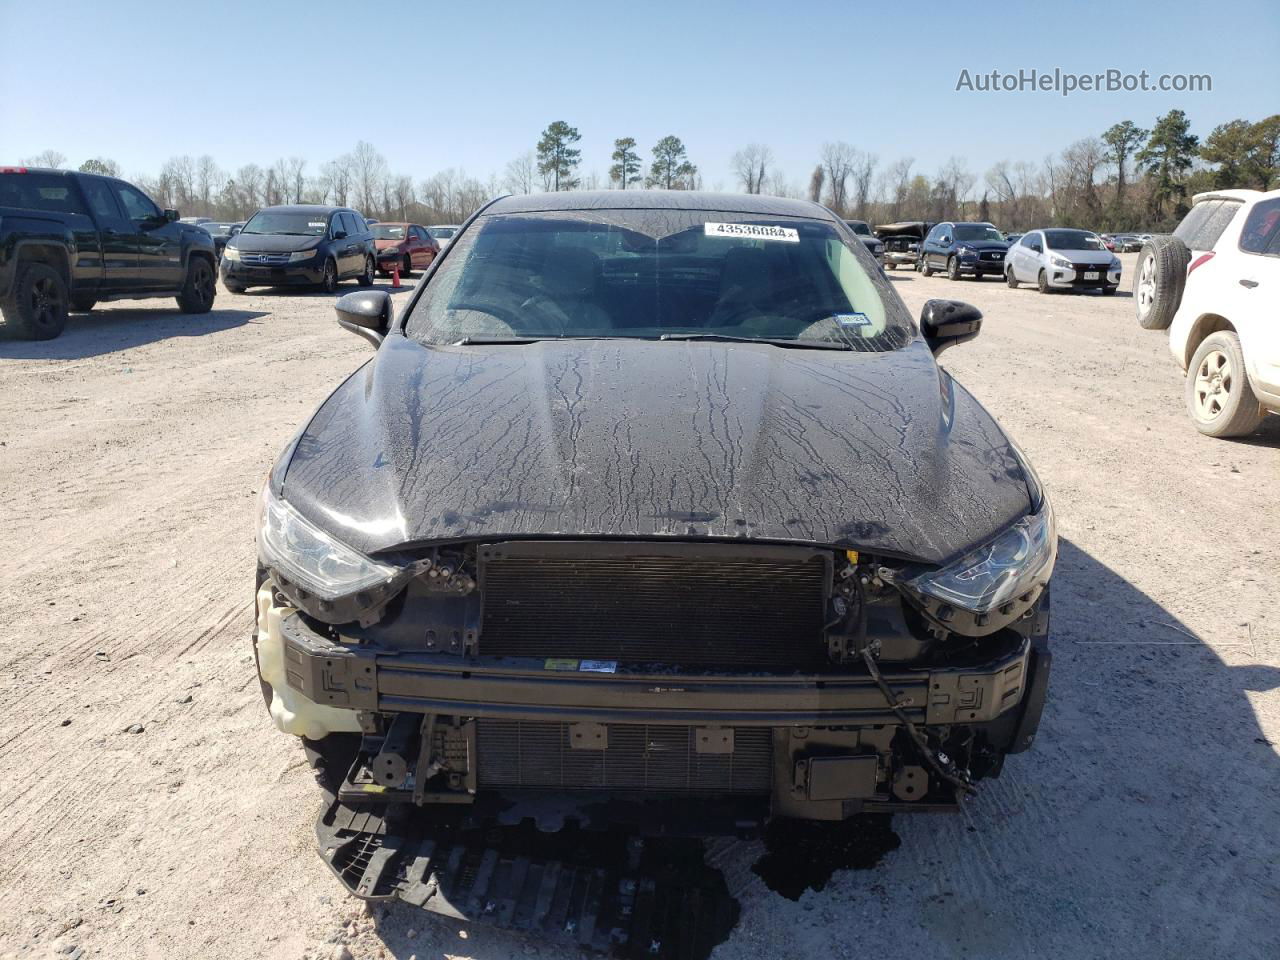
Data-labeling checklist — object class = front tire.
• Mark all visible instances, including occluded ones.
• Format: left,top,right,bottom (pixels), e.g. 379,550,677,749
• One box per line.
1037,270,1052,294
176,257,216,314
1186,331,1265,438
1005,267,1018,289
356,255,375,288
947,257,962,281
1,262,68,340
921,258,934,277
321,258,339,294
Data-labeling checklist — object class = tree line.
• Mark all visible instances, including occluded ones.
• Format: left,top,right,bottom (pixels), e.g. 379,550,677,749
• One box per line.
21,110,1277,232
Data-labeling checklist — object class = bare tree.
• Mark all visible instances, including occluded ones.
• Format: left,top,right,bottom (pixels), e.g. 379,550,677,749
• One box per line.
195,155,223,213
285,157,307,204
235,163,265,213
351,141,388,216
731,143,773,194
884,157,914,220
503,151,537,194
23,149,66,168
1060,137,1106,221
320,155,353,206
819,142,856,212
851,150,877,218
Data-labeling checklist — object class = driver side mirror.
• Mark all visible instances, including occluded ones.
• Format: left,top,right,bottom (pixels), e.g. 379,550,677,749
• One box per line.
920,299,982,357
336,289,392,349
1030,243,1043,253
332,229,348,240
164,209,179,222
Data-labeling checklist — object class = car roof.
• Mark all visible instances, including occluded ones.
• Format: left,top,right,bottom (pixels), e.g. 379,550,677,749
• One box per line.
258,204,347,214
484,190,835,221
1191,189,1267,204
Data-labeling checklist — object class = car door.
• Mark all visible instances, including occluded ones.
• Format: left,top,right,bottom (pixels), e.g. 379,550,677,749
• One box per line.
933,224,954,269
77,175,138,292
410,226,432,269
1231,198,1280,395
1017,233,1040,282
337,213,363,276
112,180,183,289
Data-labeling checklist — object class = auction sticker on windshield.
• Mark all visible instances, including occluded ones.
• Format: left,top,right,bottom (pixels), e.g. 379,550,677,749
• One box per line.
704,222,799,242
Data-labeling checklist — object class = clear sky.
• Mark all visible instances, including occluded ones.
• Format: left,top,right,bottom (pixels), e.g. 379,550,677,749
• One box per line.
1,0,1276,191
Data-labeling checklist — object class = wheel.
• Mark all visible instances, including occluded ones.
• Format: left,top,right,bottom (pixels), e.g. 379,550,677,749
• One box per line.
885,262,896,271
176,257,216,314
947,257,961,281
71,294,97,312
1037,270,1052,294
321,258,339,294
0,261,68,340
1136,236,1189,330
356,255,375,288
1005,267,1018,289
224,282,247,294
1185,331,1265,437
402,254,414,277
921,258,934,277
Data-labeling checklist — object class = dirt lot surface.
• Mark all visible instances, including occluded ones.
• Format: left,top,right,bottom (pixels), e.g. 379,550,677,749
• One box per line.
1,253,1277,960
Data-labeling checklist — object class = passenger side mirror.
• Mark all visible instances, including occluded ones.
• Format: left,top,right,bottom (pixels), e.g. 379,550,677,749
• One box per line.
1030,242,1043,253
164,209,179,222
940,235,951,245
332,229,348,240
336,289,392,349
920,299,982,357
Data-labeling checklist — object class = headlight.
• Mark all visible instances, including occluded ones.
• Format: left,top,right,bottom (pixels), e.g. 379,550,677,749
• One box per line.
900,500,1056,634
1051,255,1072,269
956,245,975,257
223,247,241,261
288,249,318,263
257,486,403,602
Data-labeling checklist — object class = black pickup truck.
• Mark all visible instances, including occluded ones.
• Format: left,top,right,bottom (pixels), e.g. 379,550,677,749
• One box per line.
0,167,217,340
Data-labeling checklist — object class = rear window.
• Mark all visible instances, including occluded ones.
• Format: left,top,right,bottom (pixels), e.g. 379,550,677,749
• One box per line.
406,210,913,353
1174,198,1243,251
0,173,88,215
1239,198,1280,256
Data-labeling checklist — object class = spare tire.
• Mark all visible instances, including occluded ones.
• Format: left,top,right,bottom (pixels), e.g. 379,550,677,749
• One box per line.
1135,236,1190,330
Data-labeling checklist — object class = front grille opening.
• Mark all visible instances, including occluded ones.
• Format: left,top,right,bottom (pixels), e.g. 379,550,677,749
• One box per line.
479,546,829,670
477,720,773,795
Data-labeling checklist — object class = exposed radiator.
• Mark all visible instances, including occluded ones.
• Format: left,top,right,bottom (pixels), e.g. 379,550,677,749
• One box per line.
478,544,829,670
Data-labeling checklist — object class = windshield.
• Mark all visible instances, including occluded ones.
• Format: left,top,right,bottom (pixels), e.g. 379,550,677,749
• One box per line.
405,210,913,352
373,224,406,239
202,222,233,237
953,224,1005,242
242,212,330,236
1044,229,1104,251
846,221,871,236
429,227,457,239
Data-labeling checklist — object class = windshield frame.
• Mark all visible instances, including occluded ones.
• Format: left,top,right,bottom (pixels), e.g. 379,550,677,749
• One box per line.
399,208,917,354
1043,229,1105,251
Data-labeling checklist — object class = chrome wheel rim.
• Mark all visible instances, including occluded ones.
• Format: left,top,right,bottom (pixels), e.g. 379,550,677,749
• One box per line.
1193,349,1232,420
1137,255,1155,317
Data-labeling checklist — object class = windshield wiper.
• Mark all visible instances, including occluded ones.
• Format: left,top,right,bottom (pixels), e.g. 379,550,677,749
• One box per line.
658,333,850,350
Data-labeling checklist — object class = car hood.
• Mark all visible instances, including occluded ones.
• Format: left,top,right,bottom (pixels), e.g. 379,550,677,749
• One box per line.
956,240,1008,252
1050,249,1114,264
231,233,322,253
280,336,1031,565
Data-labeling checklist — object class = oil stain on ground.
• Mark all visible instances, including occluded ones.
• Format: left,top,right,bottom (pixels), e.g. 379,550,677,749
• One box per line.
751,814,902,900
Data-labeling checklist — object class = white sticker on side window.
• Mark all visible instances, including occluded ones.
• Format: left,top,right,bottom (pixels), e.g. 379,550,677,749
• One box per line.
704,222,799,243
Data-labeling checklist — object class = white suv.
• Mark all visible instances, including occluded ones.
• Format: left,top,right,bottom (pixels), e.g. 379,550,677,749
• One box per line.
1143,190,1280,438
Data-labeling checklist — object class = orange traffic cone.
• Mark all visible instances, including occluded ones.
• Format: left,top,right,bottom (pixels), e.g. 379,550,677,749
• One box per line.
392,261,401,288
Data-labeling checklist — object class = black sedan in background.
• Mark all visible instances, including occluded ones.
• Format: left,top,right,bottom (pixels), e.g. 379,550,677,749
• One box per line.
220,205,376,293
251,191,1056,941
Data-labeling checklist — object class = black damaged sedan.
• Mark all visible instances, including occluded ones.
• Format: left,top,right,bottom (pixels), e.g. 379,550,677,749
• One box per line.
252,192,1055,935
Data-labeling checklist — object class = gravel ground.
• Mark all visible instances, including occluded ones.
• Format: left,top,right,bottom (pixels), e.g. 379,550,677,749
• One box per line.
0,253,1276,960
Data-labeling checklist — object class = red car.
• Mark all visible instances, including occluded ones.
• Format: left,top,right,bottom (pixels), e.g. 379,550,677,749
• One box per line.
371,222,439,276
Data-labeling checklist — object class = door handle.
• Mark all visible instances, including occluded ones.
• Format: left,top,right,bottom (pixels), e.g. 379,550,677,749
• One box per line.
1239,279,1259,289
